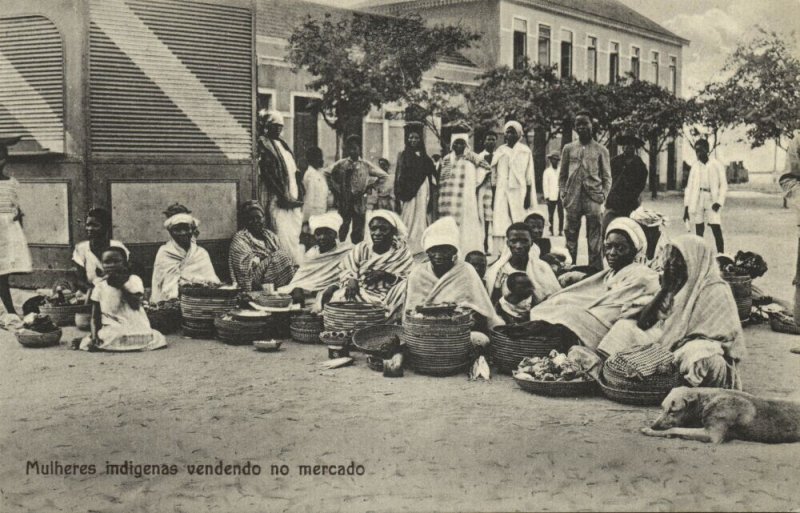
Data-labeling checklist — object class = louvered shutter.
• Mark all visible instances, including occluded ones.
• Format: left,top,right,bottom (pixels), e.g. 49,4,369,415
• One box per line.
0,16,65,153
89,0,252,159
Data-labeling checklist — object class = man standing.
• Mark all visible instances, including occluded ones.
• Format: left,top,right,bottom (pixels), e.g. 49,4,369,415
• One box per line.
780,134,800,337
257,109,305,263
477,131,498,253
559,111,611,271
602,130,649,235
683,139,727,253
492,121,536,253
542,151,563,236
328,135,388,244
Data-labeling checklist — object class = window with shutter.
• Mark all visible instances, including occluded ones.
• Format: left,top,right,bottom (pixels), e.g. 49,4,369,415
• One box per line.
89,0,252,159
0,15,64,154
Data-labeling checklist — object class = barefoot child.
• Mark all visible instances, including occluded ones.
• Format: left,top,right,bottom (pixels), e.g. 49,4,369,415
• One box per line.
0,136,32,320
495,272,535,324
81,247,166,352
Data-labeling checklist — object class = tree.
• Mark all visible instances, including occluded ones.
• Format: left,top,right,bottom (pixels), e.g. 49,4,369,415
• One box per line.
403,82,468,150
683,82,739,152
614,78,689,198
287,12,479,155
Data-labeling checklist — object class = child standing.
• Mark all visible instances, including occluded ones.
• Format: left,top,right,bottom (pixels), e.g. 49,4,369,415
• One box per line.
81,246,166,352
0,136,32,318
542,151,563,236
496,272,535,324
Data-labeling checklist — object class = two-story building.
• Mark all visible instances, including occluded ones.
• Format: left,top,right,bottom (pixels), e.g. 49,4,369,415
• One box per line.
363,0,690,190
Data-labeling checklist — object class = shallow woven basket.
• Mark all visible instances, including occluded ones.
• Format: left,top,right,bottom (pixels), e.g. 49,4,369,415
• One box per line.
146,308,182,334
723,273,752,321
352,325,404,356
769,312,800,335
489,327,570,374
251,293,293,308
16,328,62,348
597,375,672,406
179,285,241,299
214,316,275,345
323,302,387,332
513,375,598,397
39,304,91,327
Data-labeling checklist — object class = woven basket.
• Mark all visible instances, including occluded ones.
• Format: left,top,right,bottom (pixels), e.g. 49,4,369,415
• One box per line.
251,293,293,308
323,302,387,332
214,315,276,345
179,284,241,299
602,364,685,392
352,325,404,356
489,326,570,374
289,310,324,344
402,311,472,376
597,375,672,406
320,330,353,346
513,375,597,397
146,308,182,334
723,273,752,321
769,312,800,335
39,304,91,326
180,294,238,339
16,328,62,348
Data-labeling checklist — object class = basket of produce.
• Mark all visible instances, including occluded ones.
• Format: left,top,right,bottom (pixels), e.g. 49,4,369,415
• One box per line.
144,298,181,334
769,311,800,335
180,284,240,338
250,293,293,309
16,314,62,348
39,283,90,326
323,302,386,332
290,310,325,344
722,272,752,321
598,345,684,405
489,323,571,374
512,350,597,397
402,308,472,376
214,313,276,345
352,324,405,357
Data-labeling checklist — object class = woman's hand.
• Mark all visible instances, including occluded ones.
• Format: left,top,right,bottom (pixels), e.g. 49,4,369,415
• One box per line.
344,279,359,300
364,270,396,287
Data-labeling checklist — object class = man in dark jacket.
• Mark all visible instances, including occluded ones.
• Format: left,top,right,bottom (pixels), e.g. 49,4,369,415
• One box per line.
602,130,649,236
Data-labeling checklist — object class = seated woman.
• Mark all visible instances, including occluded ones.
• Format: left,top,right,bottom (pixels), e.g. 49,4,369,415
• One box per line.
150,211,220,302
229,201,296,292
485,222,561,305
524,217,661,350
404,217,503,329
277,212,352,309
597,234,746,389
81,247,166,352
72,208,129,292
496,272,534,325
329,210,413,316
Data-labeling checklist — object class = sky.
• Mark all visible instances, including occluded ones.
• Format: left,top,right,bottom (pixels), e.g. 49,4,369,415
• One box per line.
309,0,800,171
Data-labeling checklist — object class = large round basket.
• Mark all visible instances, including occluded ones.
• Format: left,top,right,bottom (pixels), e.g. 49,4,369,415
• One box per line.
513,375,597,397
769,312,800,335
323,302,386,332
180,293,239,339
290,310,325,344
39,304,91,326
146,308,182,334
352,324,405,357
179,285,241,299
402,310,472,376
214,315,276,345
16,328,62,348
602,363,685,392
251,293,293,309
597,375,672,406
723,273,752,321
489,327,571,374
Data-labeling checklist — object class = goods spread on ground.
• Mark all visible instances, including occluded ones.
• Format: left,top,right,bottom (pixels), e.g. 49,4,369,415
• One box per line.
143,298,180,313
21,313,59,334
43,286,86,306
513,350,591,382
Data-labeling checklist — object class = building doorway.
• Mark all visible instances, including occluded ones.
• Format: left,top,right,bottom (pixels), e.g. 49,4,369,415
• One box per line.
293,96,320,170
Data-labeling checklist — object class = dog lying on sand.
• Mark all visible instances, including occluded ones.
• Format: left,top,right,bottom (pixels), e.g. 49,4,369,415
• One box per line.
641,387,800,444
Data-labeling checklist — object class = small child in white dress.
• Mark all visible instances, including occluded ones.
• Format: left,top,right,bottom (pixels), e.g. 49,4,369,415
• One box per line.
81,246,166,352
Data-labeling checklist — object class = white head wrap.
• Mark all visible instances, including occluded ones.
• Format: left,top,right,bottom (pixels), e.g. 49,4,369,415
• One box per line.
450,133,470,148
164,213,199,230
606,217,648,261
309,212,343,234
504,121,524,138
265,110,284,126
367,209,408,239
421,216,460,252
630,207,667,228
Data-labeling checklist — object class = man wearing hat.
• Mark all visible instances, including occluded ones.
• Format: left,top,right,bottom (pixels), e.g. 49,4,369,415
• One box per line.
257,109,305,263
602,130,649,235
542,150,563,236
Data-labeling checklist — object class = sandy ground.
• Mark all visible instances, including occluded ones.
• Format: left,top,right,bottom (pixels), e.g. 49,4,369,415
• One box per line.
2,192,800,513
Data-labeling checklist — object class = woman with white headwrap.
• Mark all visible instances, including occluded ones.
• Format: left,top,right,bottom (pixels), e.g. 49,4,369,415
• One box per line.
404,217,503,329
329,209,414,316
597,234,745,389
492,121,537,252
278,211,352,310
438,134,492,256
150,211,220,302
523,217,660,350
